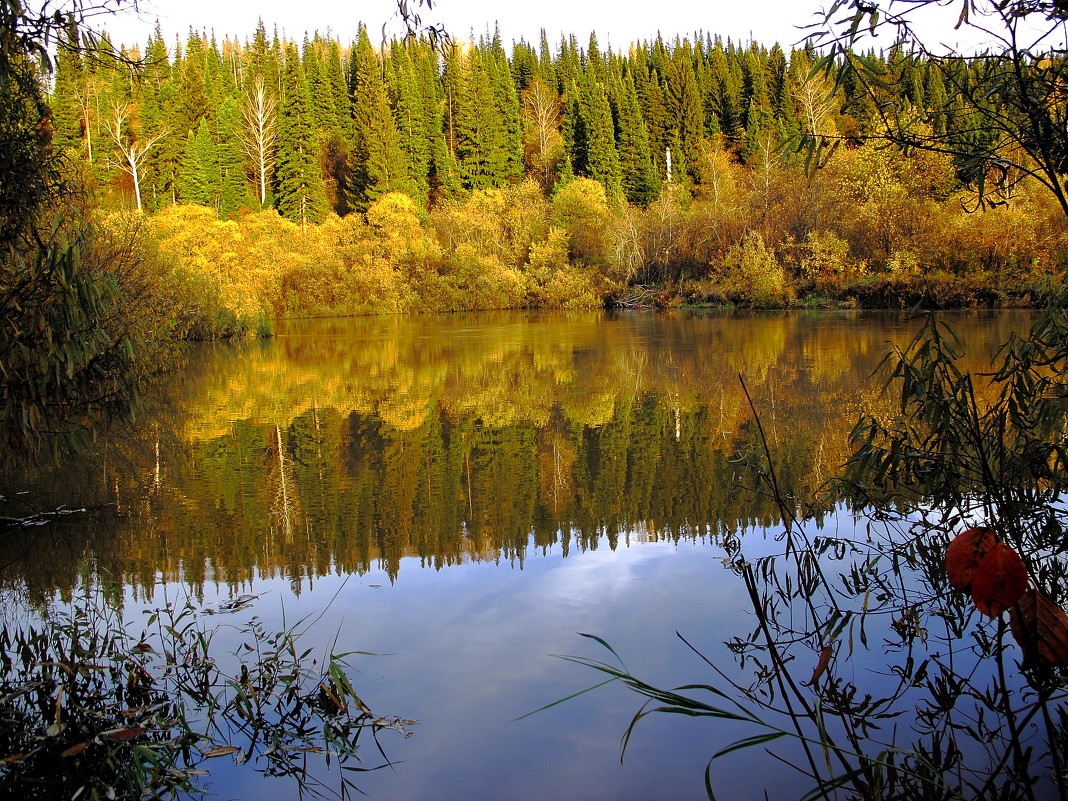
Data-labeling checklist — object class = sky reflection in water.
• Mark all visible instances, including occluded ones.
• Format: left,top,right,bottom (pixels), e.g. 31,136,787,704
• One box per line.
0,310,1034,800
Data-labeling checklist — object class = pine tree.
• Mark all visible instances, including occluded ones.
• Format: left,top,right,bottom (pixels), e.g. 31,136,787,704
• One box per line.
614,69,659,205
275,42,327,225
348,26,412,210
666,48,703,183
217,98,253,215
579,74,622,197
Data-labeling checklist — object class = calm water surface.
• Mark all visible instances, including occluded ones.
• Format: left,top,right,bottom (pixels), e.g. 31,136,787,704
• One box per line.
0,310,1033,800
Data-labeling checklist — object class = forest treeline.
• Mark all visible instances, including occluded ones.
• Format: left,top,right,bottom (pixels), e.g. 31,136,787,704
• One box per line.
50,21,1068,325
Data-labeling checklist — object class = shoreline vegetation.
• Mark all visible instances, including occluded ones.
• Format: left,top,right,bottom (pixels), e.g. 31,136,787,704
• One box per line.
52,21,1065,339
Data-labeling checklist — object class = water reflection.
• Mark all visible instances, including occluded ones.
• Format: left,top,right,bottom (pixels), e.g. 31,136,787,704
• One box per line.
0,310,1032,599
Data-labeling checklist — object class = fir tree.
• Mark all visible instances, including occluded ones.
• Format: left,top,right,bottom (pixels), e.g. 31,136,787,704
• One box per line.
614,69,659,205
666,49,703,183
348,27,412,211
275,42,327,225
217,98,253,215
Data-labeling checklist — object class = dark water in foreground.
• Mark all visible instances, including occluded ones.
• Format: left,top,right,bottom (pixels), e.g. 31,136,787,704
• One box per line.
0,310,1033,800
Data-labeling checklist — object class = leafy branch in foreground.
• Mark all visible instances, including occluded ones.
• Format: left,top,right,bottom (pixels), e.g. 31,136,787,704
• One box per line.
0,575,412,800
552,296,1068,800
802,1,1068,217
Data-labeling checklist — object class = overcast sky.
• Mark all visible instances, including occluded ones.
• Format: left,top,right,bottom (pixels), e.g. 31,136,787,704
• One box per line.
95,0,842,49
83,0,1066,54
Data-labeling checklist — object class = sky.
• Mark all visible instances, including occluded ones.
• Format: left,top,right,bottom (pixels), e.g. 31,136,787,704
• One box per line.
72,0,1068,54
94,0,839,50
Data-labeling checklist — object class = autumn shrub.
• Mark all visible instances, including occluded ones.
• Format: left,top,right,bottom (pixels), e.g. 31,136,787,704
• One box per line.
551,178,613,269
429,188,508,261
797,229,854,290
524,227,604,308
713,231,793,307
413,245,527,311
499,180,552,267
150,205,280,333
933,192,1068,288
823,143,945,268
366,191,424,246
626,189,713,285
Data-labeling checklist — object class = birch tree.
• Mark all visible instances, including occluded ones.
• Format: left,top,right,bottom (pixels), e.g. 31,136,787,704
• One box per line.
237,76,278,207
103,102,165,211
521,77,564,192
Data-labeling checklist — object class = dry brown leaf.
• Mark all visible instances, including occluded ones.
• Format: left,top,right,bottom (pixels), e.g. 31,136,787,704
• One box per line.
202,745,242,759
61,742,89,758
105,726,147,742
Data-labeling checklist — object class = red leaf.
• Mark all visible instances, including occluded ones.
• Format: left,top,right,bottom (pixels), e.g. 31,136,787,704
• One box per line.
945,526,996,592
803,645,833,687
1009,587,1068,668
105,726,147,742
971,542,1029,617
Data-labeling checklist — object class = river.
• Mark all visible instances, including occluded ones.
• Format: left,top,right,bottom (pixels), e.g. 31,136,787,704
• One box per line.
0,309,1034,800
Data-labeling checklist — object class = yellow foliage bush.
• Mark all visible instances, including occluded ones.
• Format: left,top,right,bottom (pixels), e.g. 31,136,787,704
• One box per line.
714,231,793,306
551,178,612,268
525,227,603,308
800,230,857,289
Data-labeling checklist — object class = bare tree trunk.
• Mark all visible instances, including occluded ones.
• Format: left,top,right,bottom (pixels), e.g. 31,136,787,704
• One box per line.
237,77,278,206
103,103,165,212
522,78,564,192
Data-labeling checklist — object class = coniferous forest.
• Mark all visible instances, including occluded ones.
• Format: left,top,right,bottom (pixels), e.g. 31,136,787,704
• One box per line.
47,19,1068,329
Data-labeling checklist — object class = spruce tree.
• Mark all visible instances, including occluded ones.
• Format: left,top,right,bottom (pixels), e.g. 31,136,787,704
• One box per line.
387,40,432,203
486,34,524,181
348,26,412,210
141,26,178,209
450,44,510,190
708,45,744,146
666,49,703,183
579,75,622,197
275,42,328,225
217,98,253,215
177,128,208,205
51,20,83,154
614,69,659,205
634,60,672,179
175,29,208,136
